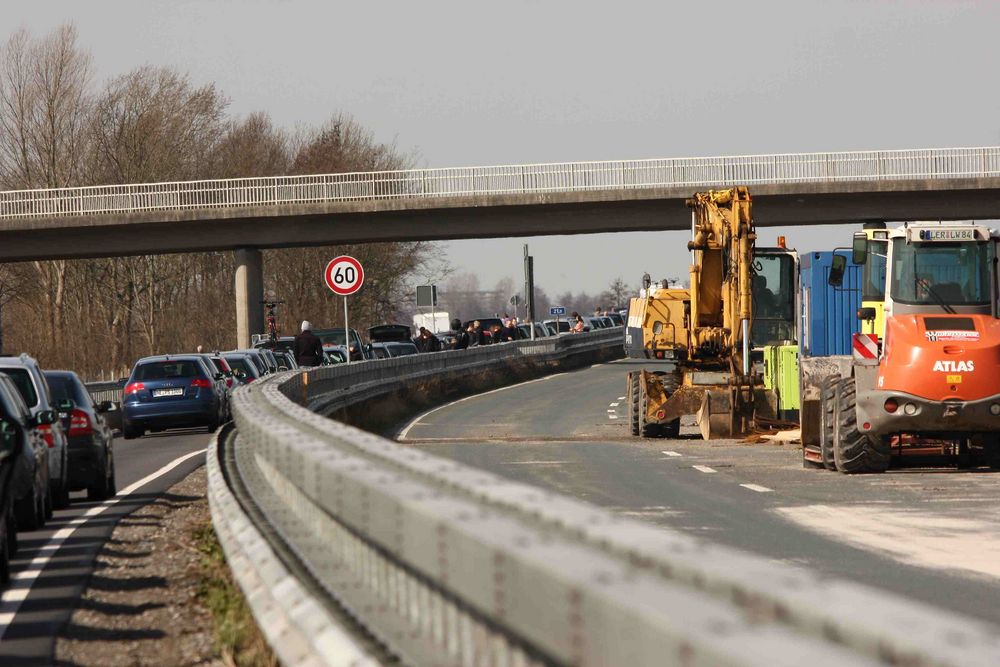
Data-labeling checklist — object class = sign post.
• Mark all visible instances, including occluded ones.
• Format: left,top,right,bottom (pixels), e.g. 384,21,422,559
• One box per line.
324,255,365,365
549,306,566,334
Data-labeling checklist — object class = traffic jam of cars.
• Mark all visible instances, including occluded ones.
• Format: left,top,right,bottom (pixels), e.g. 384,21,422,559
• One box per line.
0,311,621,584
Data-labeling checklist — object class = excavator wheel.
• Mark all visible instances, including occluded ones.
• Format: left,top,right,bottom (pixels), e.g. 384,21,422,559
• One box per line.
638,377,663,438
819,378,840,471
652,371,682,438
833,378,890,474
628,373,640,436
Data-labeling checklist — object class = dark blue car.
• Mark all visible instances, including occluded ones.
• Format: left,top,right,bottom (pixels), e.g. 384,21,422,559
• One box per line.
121,355,225,439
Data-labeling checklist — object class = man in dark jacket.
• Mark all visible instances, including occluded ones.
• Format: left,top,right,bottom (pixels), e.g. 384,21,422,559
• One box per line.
294,320,324,367
451,318,469,350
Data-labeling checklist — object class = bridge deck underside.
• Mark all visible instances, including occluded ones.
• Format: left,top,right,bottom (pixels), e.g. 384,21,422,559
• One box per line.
0,177,999,261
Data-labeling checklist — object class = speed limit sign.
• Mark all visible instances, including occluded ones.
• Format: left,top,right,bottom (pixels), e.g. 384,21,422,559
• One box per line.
324,256,365,296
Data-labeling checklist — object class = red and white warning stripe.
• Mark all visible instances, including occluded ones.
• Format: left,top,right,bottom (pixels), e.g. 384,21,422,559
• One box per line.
852,333,879,361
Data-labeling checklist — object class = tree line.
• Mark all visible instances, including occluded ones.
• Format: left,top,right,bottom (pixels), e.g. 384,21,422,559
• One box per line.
0,25,440,379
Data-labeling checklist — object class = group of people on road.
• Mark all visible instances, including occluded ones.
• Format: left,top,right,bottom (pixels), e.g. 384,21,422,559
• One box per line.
292,308,594,368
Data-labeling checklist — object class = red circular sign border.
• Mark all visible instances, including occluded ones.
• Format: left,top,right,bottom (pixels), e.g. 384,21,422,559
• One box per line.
324,255,365,296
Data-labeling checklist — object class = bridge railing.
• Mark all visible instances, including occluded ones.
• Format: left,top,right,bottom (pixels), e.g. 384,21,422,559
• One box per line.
210,329,1000,666
3,146,1000,219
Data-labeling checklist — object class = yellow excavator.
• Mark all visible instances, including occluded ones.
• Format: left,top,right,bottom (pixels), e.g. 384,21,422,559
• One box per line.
625,186,786,439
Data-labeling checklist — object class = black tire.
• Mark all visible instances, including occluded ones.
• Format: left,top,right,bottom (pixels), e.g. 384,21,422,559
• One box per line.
629,373,640,437
43,484,53,520
52,479,70,510
833,378,890,474
14,491,41,532
820,379,840,471
0,522,9,586
122,420,142,440
656,371,682,438
6,507,17,558
88,452,115,501
638,379,662,438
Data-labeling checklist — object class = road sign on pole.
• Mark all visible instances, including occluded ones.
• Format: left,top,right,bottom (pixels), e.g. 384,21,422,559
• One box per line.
549,306,565,333
325,256,364,365
324,256,365,296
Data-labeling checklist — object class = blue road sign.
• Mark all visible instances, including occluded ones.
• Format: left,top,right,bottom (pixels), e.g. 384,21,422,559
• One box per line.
549,306,566,316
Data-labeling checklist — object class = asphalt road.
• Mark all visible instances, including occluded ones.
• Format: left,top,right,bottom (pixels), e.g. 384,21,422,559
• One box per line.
400,358,1000,626
0,428,210,666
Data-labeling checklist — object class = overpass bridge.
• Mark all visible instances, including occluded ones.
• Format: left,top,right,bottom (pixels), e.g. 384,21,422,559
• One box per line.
4,145,1000,345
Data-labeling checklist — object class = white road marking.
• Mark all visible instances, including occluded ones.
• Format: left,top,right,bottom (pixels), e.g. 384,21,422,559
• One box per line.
609,402,620,407
617,396,626,400
608,415,618,419
606,409,616,413
397,373,569,440
740,483,773,493
692,465,717,474
661,451,682,457
776,505,1000,581
0,447,206,638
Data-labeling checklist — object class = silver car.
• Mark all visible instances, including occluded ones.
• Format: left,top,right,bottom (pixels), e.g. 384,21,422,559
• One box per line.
0,354,71,509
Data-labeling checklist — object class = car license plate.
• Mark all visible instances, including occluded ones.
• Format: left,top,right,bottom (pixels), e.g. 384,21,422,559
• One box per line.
153,388,184,398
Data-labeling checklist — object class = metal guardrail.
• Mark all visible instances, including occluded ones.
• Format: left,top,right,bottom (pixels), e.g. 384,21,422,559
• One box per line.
4,146,1000,219
211,330,1000,666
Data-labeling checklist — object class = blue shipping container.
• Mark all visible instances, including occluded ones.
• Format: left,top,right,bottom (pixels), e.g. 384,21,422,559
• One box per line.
799,251,863,357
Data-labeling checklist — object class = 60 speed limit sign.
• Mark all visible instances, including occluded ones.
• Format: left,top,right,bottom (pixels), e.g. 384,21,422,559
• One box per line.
324,255,365,296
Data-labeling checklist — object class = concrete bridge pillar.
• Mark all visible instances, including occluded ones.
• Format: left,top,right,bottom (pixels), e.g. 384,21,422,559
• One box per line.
235,248,264,349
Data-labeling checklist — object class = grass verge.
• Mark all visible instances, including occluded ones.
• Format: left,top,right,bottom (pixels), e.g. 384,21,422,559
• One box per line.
193,521,277,667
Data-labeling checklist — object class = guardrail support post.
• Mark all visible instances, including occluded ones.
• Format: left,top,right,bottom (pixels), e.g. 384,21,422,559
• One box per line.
235,248,264,349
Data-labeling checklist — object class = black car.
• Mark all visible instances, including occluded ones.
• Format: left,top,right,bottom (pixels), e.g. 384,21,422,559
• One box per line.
44,371,116,501
0,373,51,538
0,378,27,581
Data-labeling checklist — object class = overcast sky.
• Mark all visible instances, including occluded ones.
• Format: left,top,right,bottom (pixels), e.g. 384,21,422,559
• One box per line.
6,1,1000,296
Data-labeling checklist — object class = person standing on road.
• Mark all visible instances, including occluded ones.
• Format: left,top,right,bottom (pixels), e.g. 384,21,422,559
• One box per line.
451,318,469,350
294,320,324,367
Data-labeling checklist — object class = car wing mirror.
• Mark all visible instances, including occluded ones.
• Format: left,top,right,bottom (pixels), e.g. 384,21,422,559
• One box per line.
0,420,16,451
97,400,117,413
31,409,58,427
55,398,74,412
232,369,246,379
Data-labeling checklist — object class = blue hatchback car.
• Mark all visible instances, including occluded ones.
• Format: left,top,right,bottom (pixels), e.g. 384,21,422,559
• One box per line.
121,355,225,439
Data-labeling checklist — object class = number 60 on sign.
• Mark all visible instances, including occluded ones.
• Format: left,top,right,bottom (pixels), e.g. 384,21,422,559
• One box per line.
324,256,365,296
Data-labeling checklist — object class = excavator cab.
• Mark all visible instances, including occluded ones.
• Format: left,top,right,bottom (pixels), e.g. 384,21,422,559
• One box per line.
750,248,798,351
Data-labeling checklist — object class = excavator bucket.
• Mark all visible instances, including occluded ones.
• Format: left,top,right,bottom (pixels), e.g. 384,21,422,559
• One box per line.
695,388,753,440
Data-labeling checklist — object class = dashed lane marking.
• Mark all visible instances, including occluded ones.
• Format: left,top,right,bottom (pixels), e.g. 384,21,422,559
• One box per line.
608,415,618,419
661,451,682,457
609,402,620,407
617,396,626,400
692,465,717,474
740,483,773,493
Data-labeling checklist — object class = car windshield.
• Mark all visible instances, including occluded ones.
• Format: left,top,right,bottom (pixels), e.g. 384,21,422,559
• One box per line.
890,239,994,306
1,368,38,408
863,239,888,301
315,328,363,349
44,374,89,406
371,346,389,359
389,344,417,356
134,360,203,380
751,253,796,347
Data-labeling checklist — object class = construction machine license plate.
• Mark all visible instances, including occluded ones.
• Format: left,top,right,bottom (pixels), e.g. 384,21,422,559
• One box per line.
153,388,184,398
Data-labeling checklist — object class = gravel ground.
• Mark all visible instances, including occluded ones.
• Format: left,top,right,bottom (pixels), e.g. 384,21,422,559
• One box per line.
55,467,224,667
